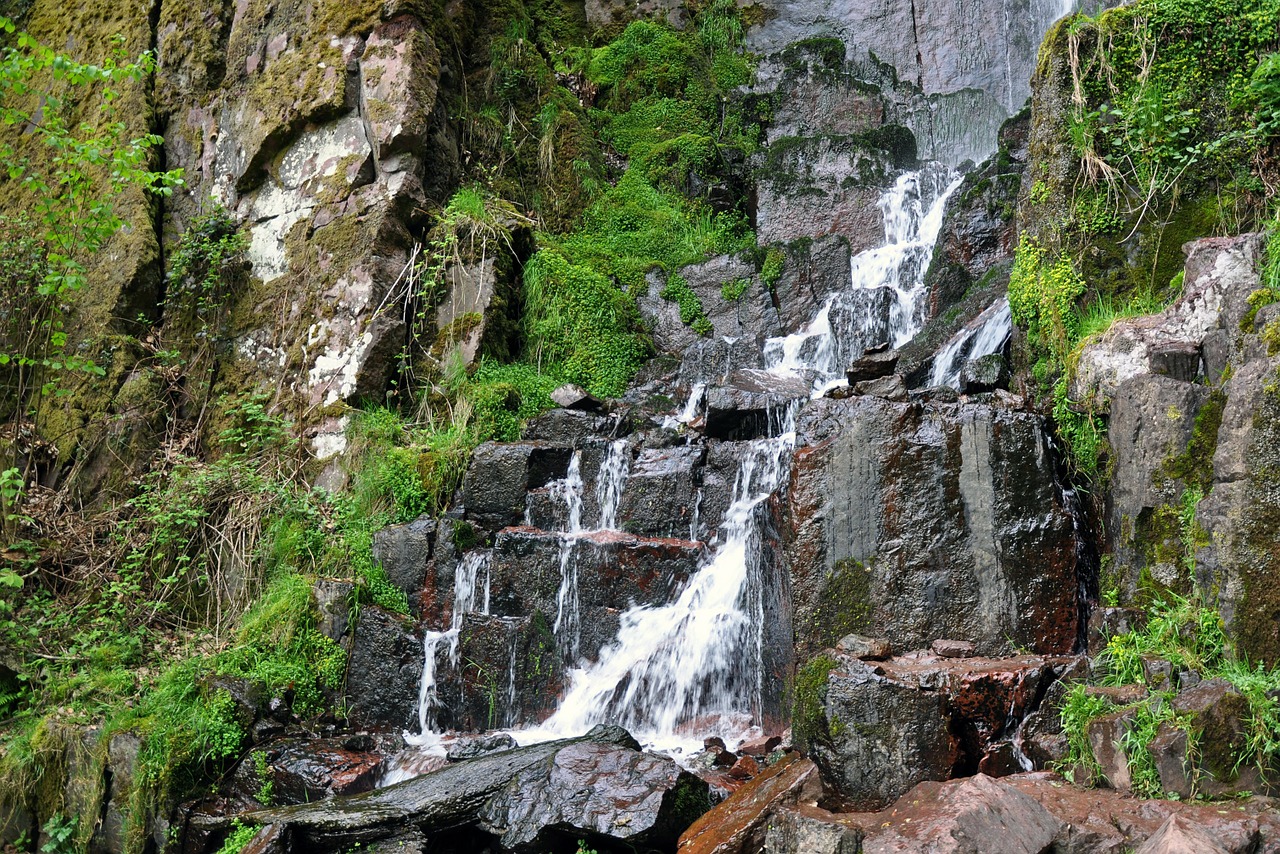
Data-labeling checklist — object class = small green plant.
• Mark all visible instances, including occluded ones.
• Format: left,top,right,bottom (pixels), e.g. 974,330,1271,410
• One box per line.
251,749,274,805
660,273,713,335
720,276,750,301
38,813,76,854
215,819,257,854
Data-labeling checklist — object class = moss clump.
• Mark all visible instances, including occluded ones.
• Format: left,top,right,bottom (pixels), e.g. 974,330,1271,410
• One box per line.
1161,389,1226,492
792,654,838,752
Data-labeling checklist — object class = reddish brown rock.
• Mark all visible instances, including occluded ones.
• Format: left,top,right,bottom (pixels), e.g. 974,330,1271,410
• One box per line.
678,753,823,854
729,756,760,779
739,735,783,757
933,639,977,659
1135,814,1232,854
1084,683,1149,705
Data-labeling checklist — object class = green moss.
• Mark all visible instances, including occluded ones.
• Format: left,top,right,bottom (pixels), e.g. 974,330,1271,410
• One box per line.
1236,371,1280,665
792,654,838,752
1162,389,1226,492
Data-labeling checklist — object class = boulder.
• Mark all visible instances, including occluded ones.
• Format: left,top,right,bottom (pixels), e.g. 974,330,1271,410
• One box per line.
932,639,976,659
705,370,811,440
447,733,518,762
521,409,620,444
476,740,711,850
236,726,702,851
617,445,705,539
762,805,863,854
859,774,1062,854
803,652,1063,806
846,345,899,383
344,606,423,731
853,374,908,400
788,396,1079,660
1135,814,1231,854
461,442,574,532
550,384,605,412
834,634,891,660
959,353,1010,393
233,738,384,806
313,580,354,642
1087,708,1138,792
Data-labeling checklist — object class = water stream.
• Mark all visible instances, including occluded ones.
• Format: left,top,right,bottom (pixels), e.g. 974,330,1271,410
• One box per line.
928,297,1013,388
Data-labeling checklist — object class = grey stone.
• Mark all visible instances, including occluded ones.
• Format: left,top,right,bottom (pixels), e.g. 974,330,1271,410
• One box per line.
835,634,891,660
846,345,898,383
763,805,863,854
447,733,518,762
932,639,976,659
854,374,908,400
344,606,423,731
462,442,573,531
617,445,704,539
705,369,811,440
371,515,436,609
521,409,619,444
313,580,354,642
960,354,1011,394
788,396,1079,659
550,383,604,412
1134,814,1231,854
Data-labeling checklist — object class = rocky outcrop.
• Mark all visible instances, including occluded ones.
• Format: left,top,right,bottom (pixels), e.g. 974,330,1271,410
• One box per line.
678,753,824,854
344,607,423,731
787,395,1080,660
221,726,710,852
798,650,1073,807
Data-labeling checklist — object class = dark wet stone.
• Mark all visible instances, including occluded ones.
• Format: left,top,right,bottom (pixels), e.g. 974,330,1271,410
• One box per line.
371,515,435,612
846,348,898,384
853,374,908,400
462,442,573,532
447,733,518,762
521,409,620,444
344,606,423,731
705,370,811,440
618,445,704,539
959,353,1010,393
678,753,824,854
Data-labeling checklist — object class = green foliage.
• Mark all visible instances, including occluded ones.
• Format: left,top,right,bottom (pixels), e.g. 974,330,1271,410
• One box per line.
660,273,712,335
216,820,257,854
1008,235,1087,366
720,276,750,302
39,813,76,854
1060,593,1280,793
760,247,785,291
165,207,246,342
792,654,838,750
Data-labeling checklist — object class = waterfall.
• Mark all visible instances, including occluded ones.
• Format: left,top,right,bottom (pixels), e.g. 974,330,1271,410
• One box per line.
764,165,963,395
595,440,631,532
552,452,586,660
928,297,1013,388
536,411,796,749
405,549,492,750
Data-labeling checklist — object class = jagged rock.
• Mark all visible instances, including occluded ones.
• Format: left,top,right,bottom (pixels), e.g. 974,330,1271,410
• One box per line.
639,255,781,357
312,580,353,642
617,445,704,539
932,639,976,659
705,370,811,440
859,774,1062,854
475,740,710,850
788,396,1079,660
1087,708,1138,792
521,409,620,444
728,756,759,779
854,374,908,400
344,607,423,731
846,345,898,383
1088,607,1146,655
804,652,1064,807
1160,679,1271,797
738,735,783,757
447,733,518,762
550,384,604,412
1073,235,1263,405
678,753,823,854
835,634,891,660
233,738,384,806
762,805,863,854
461,443,573,532
236,726,696,851
1135,814,1232,854
91,733,141,854
487,528,703,666
960,354,1010,393
371,515,436,612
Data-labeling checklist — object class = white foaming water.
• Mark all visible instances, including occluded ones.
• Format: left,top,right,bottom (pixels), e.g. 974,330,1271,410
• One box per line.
528,408,797,752
849,167,963,347
764,166,962,394
927,297,1013,389
595,439,631,532
404,550,492,750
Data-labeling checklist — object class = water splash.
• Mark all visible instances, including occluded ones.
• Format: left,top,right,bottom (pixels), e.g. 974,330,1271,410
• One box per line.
552,452,586,660
928,297,1013,388
595,439,631,532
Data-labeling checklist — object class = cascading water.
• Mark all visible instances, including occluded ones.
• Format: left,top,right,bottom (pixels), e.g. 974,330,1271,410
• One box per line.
552,453,585,660
534,410,796,750
764,166,963,395
928,297,1013,388
405,549,492,751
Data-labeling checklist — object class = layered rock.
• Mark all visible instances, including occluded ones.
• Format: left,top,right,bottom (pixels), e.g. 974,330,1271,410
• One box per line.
787,395,1080,660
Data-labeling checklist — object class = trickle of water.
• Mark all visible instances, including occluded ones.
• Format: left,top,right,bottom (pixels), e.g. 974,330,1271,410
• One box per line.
405,550,492,749
536,407,797,747
553,453,586,660
595,439,631,532
928,297,1013,388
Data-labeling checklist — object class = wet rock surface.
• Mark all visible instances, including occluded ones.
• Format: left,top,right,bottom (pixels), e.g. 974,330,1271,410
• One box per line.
224,726,707,852
788,395,1080,660
344,607,423,731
